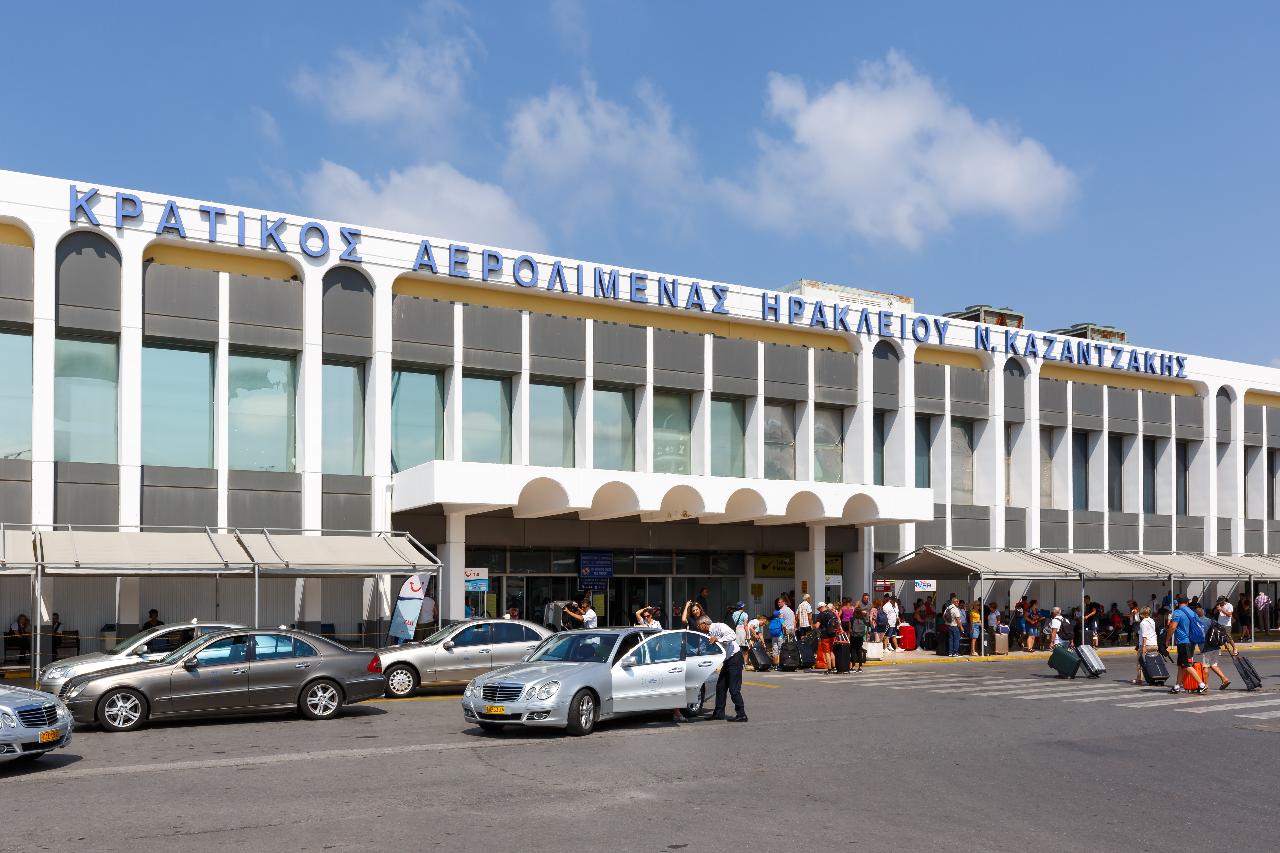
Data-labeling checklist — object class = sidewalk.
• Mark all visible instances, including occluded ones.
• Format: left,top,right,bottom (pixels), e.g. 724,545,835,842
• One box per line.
849,637,1280,668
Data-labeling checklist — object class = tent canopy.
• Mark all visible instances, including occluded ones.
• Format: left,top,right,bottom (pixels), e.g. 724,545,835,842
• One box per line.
238,532,435,575
882,548,1279,585
1036,551,1167,581
1121,553,1247,580
878,548,1079,582
39,530,253,575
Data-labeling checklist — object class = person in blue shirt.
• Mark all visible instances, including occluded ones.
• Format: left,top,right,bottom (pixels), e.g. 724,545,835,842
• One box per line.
1168,595,1207,694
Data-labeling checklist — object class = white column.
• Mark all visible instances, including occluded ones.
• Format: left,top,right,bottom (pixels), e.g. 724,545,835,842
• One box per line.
795,348,815,481
797,524,826,608
578,319,593,468
1023,361,1042,549
691,334,712,476
362,575,392,640
215,272,230,530
299,263,324,531
1231,389,1246,554
369,269,393,530
116,577,140,631
118,239,144,531
440,512,467,620
848,341,873,484
514,310,531,465
1192,395,1214,551
941,364,953,544
745,342,764,478
987,358,1006,549
294,577,322,631
30,232,56,527
1063,381,1074,550
637,326,654,473
445,302,464,461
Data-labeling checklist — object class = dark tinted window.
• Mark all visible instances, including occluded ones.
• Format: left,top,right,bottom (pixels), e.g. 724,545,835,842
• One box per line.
452,623,491,647
294,639,318,658
612,632,643,664
683,631,714,657
637,632,684,665
491,623,527,644
521,625,542,642
149,628,195,653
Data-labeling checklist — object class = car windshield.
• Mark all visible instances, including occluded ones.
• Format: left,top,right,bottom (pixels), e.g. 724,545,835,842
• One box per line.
160,635,214,666
419,624,458,645
106,627,161,655
527,632,616,664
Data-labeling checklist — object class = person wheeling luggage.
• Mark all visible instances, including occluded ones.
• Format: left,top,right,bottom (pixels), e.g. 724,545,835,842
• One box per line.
1046,607,1072,648
1198,603,1233,690
1132,606,1159,685
849,603,868,672
697,615,747,722
815,602,839,673
1168,595,1208,694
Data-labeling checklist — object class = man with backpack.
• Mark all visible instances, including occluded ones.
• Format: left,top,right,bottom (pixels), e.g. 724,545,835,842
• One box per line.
1198,603,1233,690
1169,595,1208,694
1047,606,1072,648
766,609,786,666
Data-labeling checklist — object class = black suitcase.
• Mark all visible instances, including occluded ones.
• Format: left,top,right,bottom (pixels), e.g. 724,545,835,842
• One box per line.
936,631,952,656
1141,651,1168,686
798,636,818,668
1076,645,1106,678
749,643,771,672
778,640,801,672
1232,653,1263,691
922,631,937,651
833,642,852,673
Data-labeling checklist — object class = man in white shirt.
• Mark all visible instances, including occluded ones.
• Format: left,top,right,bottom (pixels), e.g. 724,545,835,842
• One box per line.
581,597,598,629
1047,607,1070,647
777,597,796,637
943,596,964,657
1216,596,1233,630
882,597,900,650
699,615,747,722
796,594,813,639
1257,590,1273,634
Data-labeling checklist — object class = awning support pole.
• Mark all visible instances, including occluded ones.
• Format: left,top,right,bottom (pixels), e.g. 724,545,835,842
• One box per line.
1250,576,1255,644
31,564,41,680
1080,575,1085,650
254,565,260,629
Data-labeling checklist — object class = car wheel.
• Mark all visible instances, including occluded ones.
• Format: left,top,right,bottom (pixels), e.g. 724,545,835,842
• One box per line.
384,664,419,698
565,689,597,736
477,722,504,734
686,683,706,717
98,688,148,732
299,679,343,720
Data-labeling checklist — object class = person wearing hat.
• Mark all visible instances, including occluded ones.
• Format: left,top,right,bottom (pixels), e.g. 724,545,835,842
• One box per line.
729,601,750,652
1169,595,1208,694
815,601,839,672
796,593,813,640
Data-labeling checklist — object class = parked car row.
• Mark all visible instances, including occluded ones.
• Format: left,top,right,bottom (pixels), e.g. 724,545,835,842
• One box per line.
2,618,726,768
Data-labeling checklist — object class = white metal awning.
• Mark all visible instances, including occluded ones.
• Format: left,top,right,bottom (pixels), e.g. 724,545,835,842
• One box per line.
236,532,437,576
1036,551,1169,581
1121,553,1249,580
878,548,1080,582
0,529,35,574
38,530,254,575
1210,555,1280,580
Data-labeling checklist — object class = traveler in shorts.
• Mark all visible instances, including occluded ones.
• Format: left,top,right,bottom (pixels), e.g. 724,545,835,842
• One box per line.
882,595,900,651
1169,595,1207,694
1132,606,1158,684
1200,603,1235,690
815,602,839,672
796,593,813,639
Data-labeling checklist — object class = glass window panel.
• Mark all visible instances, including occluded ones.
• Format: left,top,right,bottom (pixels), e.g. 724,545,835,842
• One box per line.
1004,424,1014,507
1143,438,1157,515
322,362,365,475
872,411,886,486
54,337,117,464
529,382,574,468
1176,440,1190,515
1108,435,1124,512
593,388,634,471
950,418,975,504
1040,427,1055,507
710,398,745,478
142,346,212,468
462,375,512,464
1072,430,1090,511
228,353,296,472
814,407,843,483
0,332,32,460
914,415,932,489
653,392,691,475
391,368,444,472
763,402,795,480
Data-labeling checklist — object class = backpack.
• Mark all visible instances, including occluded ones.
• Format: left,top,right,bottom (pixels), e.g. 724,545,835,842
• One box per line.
767,616,784,638
1205,620,1228,649
1186,611,1206,645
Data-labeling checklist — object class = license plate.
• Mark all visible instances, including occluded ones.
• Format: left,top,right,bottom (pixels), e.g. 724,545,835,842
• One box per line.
38,729,60,744
483,705,505,715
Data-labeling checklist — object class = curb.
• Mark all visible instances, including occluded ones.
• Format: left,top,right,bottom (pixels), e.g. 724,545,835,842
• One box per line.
836,639,1280,668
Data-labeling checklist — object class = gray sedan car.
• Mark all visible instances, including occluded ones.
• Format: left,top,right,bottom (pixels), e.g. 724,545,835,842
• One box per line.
38,620,243,698
0,685,73,764
377,619,551,698
460,628,725,736
62,628,386,732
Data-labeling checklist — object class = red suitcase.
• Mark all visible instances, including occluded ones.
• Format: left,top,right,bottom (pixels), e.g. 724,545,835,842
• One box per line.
897,624,917,651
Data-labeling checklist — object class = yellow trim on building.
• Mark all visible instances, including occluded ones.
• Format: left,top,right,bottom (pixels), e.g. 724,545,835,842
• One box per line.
1040,362,1196,396
145,243,297,281
0,223,33,248
914,347,985,370
391,275,853,351
1243,390,1280,408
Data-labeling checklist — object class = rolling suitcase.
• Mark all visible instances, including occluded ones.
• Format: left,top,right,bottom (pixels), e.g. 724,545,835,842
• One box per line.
778,639,802,672
1141,651,1169,686
749,642,772,672
922,631,937,651
897,624,917,651
833,642,852,673
1049,644,1081,679
798,636,818,668
1232,654,1263,691
1181,662,1207,691
1076,644,1106,678
993,632,1010,655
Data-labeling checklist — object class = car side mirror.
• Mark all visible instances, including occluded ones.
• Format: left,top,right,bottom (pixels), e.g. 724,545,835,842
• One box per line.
443,641,455,651
620,655,637,669
520,654,530,662
183,658,198,671
135,644,148,656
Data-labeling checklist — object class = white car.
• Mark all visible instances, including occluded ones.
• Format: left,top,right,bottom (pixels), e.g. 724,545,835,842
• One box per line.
0,685,73,764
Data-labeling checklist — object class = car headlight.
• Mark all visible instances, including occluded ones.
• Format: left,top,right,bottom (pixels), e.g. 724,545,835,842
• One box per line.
42,666,68,681
56,704,68,720
0,711,16,729
463,681,476,698
65,684,85,700
535,681,560,701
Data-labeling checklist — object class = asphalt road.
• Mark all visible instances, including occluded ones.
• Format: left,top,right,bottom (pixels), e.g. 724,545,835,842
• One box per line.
7,649,1280,853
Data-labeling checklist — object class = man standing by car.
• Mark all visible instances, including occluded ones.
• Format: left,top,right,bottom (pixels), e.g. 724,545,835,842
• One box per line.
698,615,746,722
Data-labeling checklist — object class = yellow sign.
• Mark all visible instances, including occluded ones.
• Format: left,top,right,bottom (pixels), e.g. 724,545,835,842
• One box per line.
750,583,763,601
800,580,808,594
754,554,794,578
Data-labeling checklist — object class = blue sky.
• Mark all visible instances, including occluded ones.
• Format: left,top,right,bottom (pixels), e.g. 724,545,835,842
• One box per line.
2,2,1277,363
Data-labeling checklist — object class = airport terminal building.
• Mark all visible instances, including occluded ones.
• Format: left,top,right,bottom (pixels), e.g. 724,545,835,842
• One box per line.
1,169,1279,655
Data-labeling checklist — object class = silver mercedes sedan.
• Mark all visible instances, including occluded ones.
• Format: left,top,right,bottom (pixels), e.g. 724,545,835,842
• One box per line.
0,685,73,764
38,620,243,699
460,628,725,736
376,619,552,698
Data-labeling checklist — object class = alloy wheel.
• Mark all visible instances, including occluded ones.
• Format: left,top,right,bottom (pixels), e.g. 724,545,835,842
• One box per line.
104,692,141,729
579,694,595,730
307,683,339,717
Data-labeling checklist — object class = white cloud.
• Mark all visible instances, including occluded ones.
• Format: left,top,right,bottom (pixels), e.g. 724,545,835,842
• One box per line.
503,79,698,232
250,107,282,146
298,160,546,250
718,51,1077,250
549,0,590,57
291,4,473,127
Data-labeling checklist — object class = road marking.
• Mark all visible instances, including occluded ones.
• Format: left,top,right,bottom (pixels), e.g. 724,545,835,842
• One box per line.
1176,698,1280,714
1114,692,1253,709
368,695,459,704
1013,685,1130,701
1064,690,1167,703
743,681,779,688
1235,708,1280,720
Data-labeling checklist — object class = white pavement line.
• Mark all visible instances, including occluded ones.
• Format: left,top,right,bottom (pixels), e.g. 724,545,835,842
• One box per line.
33,739,533,781
921,680,1030,693
966,683,1086,697
1063,690,1167,703
1176,698,1280,714
1113,692,1254,709
1236,708,1280,720
888,678,1021,691
1013,685,1132,701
